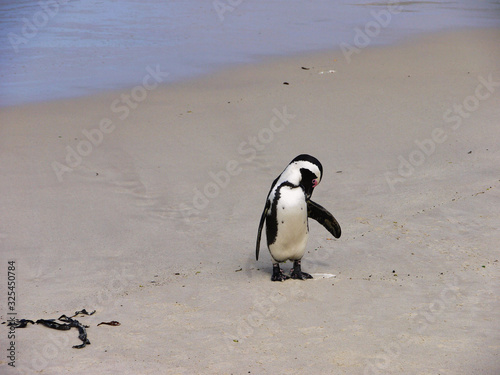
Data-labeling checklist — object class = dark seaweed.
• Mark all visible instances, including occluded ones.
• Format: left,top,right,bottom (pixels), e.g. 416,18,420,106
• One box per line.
4,309,98,349
7,319,35,328
37,314,90,348
71,309,96,317
97,321,120,326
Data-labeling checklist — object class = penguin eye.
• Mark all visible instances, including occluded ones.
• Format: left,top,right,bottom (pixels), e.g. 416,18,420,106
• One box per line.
312,178,319,188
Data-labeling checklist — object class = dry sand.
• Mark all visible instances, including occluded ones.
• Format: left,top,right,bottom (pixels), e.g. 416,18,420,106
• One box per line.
1,28,499,374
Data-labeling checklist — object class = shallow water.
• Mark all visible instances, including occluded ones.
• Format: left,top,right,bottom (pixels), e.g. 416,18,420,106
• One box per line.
1,0,499,107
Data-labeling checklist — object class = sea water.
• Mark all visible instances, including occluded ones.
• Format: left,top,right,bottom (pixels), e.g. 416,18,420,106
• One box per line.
0,0,499,107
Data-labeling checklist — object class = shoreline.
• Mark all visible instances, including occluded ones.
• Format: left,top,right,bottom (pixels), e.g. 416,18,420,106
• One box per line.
1,27,499,374
1,24,499,109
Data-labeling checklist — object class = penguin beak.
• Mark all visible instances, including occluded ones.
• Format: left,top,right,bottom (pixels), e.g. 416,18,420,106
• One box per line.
306,178,319,198
305,186,314,200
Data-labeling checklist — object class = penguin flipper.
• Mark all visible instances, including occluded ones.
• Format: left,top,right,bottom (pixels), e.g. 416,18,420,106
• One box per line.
256,200,270,261
307,199,341,239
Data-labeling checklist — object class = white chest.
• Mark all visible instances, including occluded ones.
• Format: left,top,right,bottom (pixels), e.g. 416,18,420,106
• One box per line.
269,185,309,261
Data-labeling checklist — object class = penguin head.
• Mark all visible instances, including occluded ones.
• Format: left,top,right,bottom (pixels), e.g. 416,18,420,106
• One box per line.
286,154,323,199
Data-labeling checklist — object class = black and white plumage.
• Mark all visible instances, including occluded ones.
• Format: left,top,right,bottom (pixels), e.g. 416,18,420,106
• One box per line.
256,154,341,281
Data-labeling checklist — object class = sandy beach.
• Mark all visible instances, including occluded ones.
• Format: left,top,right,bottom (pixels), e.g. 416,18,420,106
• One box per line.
1,28,499,374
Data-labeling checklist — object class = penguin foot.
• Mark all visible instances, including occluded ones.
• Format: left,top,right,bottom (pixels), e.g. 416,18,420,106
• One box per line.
271,264,290,282
290,260,313,280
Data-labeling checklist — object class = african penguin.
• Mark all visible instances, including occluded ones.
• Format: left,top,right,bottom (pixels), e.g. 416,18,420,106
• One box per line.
256,154,341,281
